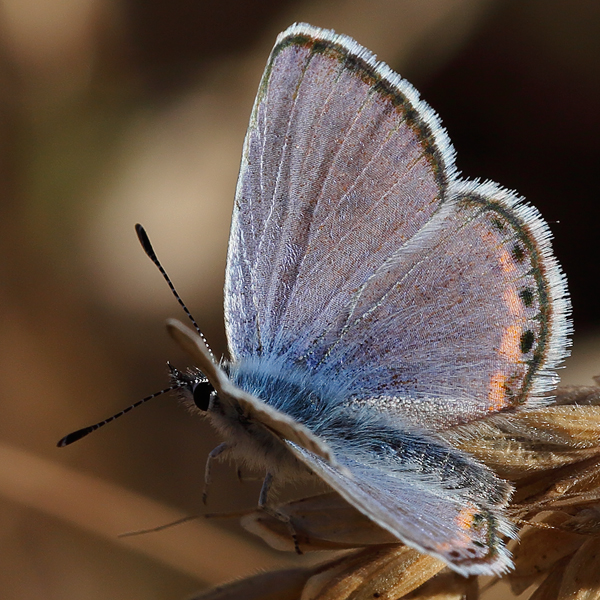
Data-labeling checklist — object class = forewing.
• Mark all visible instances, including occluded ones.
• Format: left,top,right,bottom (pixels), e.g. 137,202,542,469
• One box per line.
311,181,571,428
225,23,455,361
286,435,515,577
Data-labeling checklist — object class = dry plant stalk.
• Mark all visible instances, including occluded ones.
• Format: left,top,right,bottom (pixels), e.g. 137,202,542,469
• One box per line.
191,381,600,600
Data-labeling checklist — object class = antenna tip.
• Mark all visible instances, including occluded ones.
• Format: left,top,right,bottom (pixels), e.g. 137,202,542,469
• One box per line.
57,427,93,447
135,223,148,245
135,223,157,260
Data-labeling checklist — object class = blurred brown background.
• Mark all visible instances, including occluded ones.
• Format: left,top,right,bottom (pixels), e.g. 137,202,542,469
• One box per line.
0,1,598,599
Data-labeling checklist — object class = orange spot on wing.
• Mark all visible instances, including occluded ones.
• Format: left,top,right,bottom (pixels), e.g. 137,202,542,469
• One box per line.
500,324,521,362
434,505,482,554
499,248,516,273
489,371,508,411
488,326,521,411
503,286,523,318
455,504,477,531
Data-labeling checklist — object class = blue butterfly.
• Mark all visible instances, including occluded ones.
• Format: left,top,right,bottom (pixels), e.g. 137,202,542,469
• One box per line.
62,23,571,576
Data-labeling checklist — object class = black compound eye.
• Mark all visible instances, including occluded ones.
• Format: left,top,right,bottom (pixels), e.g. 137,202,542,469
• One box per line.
192,380,214,411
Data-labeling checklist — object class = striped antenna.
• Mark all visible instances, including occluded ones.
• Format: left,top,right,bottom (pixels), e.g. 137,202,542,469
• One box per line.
57,386,177,447
135,224,214,358
57,224,212,448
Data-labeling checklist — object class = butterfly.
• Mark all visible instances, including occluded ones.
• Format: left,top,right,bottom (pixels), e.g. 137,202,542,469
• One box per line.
61,23,571,576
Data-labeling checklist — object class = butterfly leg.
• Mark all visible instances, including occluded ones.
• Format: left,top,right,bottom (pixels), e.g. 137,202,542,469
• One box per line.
258,472,303,554
258,471,274,507
203,442,229,505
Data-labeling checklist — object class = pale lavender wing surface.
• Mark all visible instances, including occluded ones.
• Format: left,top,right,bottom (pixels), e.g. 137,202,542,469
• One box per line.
311,181,571,428
225,23,570,429
224,23,455,362
286,439,515,577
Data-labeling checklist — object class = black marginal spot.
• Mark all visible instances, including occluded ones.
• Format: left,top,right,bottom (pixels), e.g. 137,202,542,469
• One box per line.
520,330,535,354
512,243,526,263
473,540,485,548
373,594,381,599
492,217,505,231
423,141,436,158
519,288,535,308
279,34,312,51
311,39,330,54
403,106,417,123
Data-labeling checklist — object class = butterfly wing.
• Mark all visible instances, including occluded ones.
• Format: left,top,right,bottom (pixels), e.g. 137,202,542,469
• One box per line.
310,181,571,428
285,428,515,576
219,22,570,577
225,23,570,428
225,23,455,363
